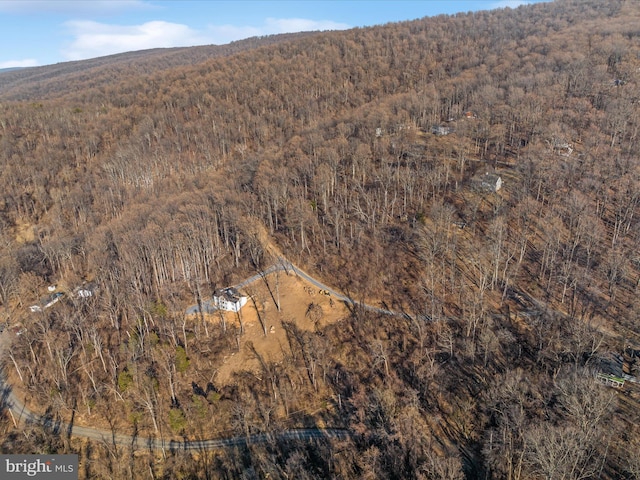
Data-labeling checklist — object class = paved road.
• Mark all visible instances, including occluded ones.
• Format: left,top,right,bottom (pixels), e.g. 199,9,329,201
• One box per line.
185,264,282,315
284,261,403,317
0,329,351,451
186,258,412,319
0,256,411,450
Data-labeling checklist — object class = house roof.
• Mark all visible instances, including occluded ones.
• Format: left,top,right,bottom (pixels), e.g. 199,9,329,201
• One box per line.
431,125,453,135
472,172,503,192
481,173,501,184
214,287,243,303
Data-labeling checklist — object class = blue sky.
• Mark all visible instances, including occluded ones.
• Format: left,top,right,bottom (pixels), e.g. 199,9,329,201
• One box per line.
0,0,549,68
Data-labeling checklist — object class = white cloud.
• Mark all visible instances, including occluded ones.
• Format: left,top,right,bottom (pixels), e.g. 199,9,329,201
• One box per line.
63,20,209,60
0,1,154,14
264,18,350,33
206,17,350,45
62,17,352,61
0,59,39,68
491,0,535,8
205,24,264,44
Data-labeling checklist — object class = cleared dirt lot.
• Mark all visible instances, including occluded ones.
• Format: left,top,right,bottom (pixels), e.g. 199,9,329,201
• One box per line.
198,270,350,385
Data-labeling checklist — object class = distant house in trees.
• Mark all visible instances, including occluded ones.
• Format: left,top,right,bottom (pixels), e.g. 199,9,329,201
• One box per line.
596,373,625,388
547,139,574,157
594,351,632,388
431,125,453,136
29,292,64,312
213,287,247,312
473,172,503,192
74,283,97,299
556,142,573,157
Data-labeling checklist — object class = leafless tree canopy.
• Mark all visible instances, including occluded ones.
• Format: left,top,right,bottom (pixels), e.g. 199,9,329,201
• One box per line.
1,0,640,478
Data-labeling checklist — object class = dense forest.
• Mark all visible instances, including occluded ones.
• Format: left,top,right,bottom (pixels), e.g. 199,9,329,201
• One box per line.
1,0,640,478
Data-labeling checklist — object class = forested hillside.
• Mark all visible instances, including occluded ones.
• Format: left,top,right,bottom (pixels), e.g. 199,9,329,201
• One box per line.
0,31,315,101
1,0,640,478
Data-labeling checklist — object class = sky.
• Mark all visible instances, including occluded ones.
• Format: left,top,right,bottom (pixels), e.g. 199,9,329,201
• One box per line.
0,0,549,68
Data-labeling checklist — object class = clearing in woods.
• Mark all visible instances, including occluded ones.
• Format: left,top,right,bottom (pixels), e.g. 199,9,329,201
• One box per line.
200,270,350,385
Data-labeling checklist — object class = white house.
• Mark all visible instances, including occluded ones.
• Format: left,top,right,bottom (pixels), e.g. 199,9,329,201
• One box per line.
431,125,453,136
212,287,247,312
74,283,97,299
473,172,503,192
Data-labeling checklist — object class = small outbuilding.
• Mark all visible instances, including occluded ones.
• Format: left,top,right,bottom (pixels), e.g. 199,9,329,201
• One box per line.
212,287,247,312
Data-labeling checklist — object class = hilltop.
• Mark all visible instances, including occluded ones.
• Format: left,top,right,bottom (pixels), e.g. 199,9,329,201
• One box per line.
1,0,640,478
0,31,317,101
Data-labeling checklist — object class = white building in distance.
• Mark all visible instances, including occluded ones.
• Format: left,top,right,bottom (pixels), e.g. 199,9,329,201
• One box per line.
212,287,247,312
473,172,503,192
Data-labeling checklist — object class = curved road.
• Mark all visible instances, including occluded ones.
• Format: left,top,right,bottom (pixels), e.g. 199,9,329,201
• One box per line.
0,263,355,451
0,358,350,451
0,256,410,451
187,257,414,319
